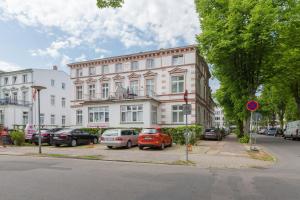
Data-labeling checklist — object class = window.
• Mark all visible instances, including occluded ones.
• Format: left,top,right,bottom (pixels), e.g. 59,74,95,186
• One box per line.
4,77,8,85
88,84,96,99
151,106,157,124
171,76,184,93
22,112,28,125
129,80,139,95
102,65,109,74
102,83,109,99
76,86,83,100
13,76,17,84
146,59,155,69
22,91,28,102
172,55,184,65
115,63,123,73
76,110,83,125
88,107,109,123
121,105,143,123
12,92,18,102
51,114,55,125
62,97,66,107
115,81,123,90
0,110,4,124
172,105,184,123
50,95,55,106
62,115,66,126
131,61,139,71
89,67,96,75
51,79,55,86
22,74,27,83
146,79,154,96
76,68,83,77
40,113,45,125
62,82,66,90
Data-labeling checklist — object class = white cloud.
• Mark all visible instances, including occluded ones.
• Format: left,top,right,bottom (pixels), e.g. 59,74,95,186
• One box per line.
0,60,23,71
74,54,87,62
0,0,200,57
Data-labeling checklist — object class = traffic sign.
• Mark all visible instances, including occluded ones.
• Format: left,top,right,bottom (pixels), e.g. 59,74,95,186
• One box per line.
182,104,192,115
184,90,188,103
246,100,259,112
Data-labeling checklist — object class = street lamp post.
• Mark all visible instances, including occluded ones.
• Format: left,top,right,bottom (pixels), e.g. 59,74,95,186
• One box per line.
31,85,46,154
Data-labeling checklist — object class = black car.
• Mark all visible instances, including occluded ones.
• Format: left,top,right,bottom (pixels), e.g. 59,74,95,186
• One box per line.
32,128,63,145
203,128,222,141
52,128,98,147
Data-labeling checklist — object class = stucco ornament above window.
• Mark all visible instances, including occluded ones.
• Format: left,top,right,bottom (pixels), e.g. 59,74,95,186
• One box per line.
168,67,187,74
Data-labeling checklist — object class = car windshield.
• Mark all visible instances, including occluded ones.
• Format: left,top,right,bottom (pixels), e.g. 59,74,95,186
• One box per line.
56,129,73,134
269,128,276,131
103,130,119,136
141,129,158,134
205,129,214,132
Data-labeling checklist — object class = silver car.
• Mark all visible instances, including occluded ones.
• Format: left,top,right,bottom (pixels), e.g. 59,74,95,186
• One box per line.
101,129,139,149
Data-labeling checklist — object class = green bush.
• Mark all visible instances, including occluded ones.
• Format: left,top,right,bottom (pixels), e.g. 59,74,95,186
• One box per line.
80,128,102,136
234,129,243,138
10,130,25,146
162,125,202,145
239,134,250,143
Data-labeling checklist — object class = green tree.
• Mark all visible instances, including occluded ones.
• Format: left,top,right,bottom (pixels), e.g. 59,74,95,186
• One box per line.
96,0,124,8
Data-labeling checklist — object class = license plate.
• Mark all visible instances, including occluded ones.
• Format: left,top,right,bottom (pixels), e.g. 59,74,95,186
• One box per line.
53,136,59,139
106,138,114,141
144,137,152,140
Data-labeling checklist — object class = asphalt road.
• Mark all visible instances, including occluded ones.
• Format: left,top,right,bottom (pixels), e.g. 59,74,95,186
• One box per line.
0,135,299,200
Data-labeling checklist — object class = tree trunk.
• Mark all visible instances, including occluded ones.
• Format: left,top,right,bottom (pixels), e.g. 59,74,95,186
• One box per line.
291,81,300,119
238,120,244,136
243,116,250,134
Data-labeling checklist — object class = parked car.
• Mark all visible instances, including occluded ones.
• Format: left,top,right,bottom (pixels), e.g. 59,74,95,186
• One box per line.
101,129,139,149
52,128,98,147
258,128,267,135
24,124,37,142
267,128,278,136
203,128,222,141
32,129,50,145
284,120,300,140
138,128,172,150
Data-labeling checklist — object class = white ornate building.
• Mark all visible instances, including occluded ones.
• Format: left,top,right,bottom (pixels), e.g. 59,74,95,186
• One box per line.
68,45,214,128
0,67,71,129
214,106,226,128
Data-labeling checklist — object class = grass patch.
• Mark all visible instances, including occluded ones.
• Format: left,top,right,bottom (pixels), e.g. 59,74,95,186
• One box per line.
247,150,275,162
32,153,103,160
170,160,196,166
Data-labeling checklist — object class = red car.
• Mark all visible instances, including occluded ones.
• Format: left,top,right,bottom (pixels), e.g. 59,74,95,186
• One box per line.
138,128,172,150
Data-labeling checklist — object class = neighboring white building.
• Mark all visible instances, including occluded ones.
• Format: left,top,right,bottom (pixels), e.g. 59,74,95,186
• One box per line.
68,45,214,128
0,67,71,129
214,106,226,128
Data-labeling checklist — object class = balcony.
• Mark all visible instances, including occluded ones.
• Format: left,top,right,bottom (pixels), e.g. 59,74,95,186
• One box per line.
0,98,31,106
78,89,158,103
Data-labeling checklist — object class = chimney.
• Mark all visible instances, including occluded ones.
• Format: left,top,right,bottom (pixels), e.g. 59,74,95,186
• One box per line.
53,65,58,70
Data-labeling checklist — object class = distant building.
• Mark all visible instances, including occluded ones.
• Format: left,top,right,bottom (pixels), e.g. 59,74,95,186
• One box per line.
68,45,214,128
214,106,225,128
0,67,71,129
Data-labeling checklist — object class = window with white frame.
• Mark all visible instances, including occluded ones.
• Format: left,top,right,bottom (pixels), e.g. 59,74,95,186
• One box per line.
22,112,28,125
76,68,83,77
172,105,184,123
12,92,18,102
151,106,158,124
76,86,83,100
115,81,123,90
88,84,96,99
146,58,155,69
115,63,123,73
146,79,154,96
62,82,66,90
102,83,109,99
40,113,45,125
22,74,27,83
89,67,96,75
102,65,109,74
129,80,139,95
62,115,66,126
0,110,4,124
13,76,17,84
50,95,55,106
131,61,139,71
51,79,55,86
51,114,55,125
76,110,83,125
172,55,184,65
88,107,109,123
22,91,28,102
121,105,143,123
4,77,8,85
61,97,66,107
171,75,184,93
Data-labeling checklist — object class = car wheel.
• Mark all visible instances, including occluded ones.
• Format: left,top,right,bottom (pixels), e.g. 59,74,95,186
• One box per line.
107,146,113,149
139,146,143,150
126,141,132,149
55,144,60,147
71,139,77,147
93,138,98,144
34,142,38,146
160,142,165,150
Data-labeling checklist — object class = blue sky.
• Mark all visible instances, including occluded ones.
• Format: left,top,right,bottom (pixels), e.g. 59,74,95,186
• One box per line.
0,0,219,92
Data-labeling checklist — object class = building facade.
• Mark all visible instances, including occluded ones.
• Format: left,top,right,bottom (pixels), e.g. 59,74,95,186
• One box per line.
68,45,214,128
0,67,71,129
214,106,226,128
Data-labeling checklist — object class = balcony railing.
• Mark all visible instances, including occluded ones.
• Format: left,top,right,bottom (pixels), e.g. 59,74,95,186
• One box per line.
78,89,157,102
0,98,31,106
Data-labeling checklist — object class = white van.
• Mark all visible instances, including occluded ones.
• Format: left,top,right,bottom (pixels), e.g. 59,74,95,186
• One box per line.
284,120,300,140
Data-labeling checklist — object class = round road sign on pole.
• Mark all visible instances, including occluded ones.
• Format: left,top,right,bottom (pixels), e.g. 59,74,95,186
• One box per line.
246,100,259,112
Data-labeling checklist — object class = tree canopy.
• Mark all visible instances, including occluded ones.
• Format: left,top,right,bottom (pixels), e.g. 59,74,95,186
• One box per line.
96,0,124,8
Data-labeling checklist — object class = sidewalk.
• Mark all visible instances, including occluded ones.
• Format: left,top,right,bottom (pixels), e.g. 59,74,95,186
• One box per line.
0,135,274,168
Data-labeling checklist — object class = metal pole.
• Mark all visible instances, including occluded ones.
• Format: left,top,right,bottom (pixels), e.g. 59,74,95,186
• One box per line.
250,111,253,150
38,89,41,154
185,101,188,161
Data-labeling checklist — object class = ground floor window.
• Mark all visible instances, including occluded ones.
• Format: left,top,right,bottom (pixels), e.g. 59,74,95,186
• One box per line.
50,114,55,125
0,110,4,124
76,110,83,125
151,106,157,124
121,105,143,123
62,115,66,126
22,112,28,125
88,107,109,123
172,105,184,123
40,113,45,125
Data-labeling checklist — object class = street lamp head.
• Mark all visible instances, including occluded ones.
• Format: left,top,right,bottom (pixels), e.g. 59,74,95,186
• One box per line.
31,85,47,91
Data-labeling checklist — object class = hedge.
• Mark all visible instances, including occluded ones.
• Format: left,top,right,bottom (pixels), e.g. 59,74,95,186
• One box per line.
80,127,142,136
162,125,202,145
10,130,25,146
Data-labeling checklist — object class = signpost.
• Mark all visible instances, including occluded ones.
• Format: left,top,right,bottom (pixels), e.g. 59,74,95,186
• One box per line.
184,90,189,161
246,100,259,151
